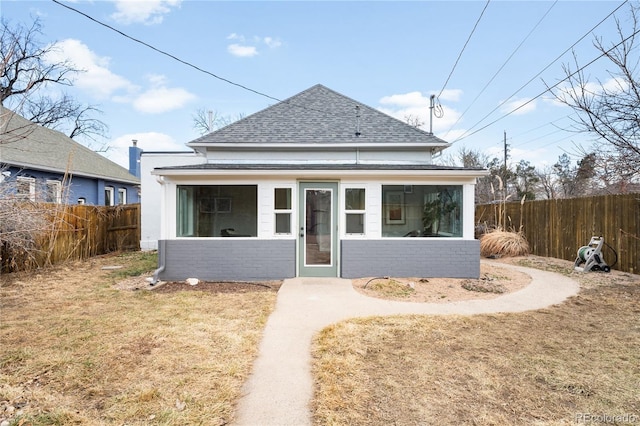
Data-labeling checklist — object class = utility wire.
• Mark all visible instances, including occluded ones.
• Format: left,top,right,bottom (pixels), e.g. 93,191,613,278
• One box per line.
457,20,640,142
453,0,628,143
436,0,491,101
443,0,558,139
52,0,283,103
53,0,360,121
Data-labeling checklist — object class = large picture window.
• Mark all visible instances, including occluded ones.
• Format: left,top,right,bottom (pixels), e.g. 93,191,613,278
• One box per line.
177,185,257,237
381,185,462,237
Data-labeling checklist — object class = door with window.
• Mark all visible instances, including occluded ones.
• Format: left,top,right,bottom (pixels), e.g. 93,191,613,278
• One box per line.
298,182,338,277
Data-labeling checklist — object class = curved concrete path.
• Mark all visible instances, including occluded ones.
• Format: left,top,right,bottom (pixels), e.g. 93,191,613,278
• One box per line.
233,262,580,426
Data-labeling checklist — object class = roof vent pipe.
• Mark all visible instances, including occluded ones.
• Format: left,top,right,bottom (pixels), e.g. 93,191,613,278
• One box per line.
355,105,361,137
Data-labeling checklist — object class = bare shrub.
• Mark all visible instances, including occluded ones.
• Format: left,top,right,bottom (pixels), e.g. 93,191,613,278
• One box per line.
480,229,530,258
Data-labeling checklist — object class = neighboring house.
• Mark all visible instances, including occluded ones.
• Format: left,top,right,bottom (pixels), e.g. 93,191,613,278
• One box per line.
143,84,487,281
0,107,140,205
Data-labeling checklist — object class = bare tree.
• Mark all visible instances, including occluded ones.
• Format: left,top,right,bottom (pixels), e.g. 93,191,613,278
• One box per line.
550,4,640,186
438,146,496,204
193,108,245,135
1,17,107,141
404,114,425,128
535,165,558,199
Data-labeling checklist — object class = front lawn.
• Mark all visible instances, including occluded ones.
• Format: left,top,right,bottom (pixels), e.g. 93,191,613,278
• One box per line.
312,257,640,425
0,252,278,425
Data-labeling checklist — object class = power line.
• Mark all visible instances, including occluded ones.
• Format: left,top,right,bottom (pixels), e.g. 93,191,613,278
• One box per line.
52,0,283,103
436,0,491,101
53,0,358,122
452,0,629,143
457,17,640,143
443,0,558,139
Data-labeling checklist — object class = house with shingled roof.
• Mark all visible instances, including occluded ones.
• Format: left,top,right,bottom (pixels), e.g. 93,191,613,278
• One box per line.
1,107,140,205
142,84,487,281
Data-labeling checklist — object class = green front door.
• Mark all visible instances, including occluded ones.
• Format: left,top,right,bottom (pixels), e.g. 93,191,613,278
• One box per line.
298,182,338,277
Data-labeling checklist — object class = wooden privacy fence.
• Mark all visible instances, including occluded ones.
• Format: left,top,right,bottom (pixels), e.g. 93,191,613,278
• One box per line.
475,194,640,274
1,203,140,273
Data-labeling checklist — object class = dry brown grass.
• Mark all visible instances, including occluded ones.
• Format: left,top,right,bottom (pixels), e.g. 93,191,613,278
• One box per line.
0,252,277,425
480,229,530,258
312,257,640,425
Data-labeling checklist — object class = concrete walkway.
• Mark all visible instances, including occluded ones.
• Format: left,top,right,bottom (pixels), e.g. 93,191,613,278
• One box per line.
233,262,580,426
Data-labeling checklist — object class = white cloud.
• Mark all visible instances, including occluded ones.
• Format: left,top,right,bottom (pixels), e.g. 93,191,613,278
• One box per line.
45,39,136,99
132,75,196,113
499,97,536,115
227,44,258,58
377,91,462,135
438,89,463,102
379,91,429,108
263,37,282,49
485,145,557,170
104,132,186,168
226,34,282,58
110,0,181,25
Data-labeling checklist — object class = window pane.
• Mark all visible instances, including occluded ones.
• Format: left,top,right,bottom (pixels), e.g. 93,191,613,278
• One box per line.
382,185,462,237
275,213,291,234
346,213,364,234
177,185,257,237
17,178,34,200
345,188,365,210
44,182,59,203
275,188,291,210
105,187,114,206
118,189,127,205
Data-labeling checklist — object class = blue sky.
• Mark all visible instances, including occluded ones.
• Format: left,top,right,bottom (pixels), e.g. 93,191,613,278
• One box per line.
3,0,630,171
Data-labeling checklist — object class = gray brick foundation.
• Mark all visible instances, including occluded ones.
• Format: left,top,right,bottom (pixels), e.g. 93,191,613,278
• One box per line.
341,239,480,279
158,239,296,281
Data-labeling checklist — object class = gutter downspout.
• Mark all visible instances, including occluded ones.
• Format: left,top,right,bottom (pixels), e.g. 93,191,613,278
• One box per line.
151,239,165,285
150,175,166,285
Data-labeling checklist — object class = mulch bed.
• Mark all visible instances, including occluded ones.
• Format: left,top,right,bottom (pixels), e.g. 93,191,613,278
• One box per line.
151,280,282,294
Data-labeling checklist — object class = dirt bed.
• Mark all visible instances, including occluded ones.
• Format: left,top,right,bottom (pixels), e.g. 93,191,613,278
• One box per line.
112,275,282,293
353,261,531,303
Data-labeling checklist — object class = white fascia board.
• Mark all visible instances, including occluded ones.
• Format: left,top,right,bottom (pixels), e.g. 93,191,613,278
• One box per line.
152,168,488,180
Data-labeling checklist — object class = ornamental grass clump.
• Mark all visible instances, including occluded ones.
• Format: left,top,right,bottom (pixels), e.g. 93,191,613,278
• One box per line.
480,229,530,258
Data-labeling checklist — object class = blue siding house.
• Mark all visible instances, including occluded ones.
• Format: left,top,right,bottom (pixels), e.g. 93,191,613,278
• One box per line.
1,107,140,205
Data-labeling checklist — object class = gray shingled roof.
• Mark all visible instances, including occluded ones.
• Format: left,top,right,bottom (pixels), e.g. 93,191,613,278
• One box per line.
188,84,451,147
0,107,139,184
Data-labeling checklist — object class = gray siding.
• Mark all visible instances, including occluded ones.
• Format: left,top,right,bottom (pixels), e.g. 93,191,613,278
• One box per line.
158,239,296,281
341,239,480,279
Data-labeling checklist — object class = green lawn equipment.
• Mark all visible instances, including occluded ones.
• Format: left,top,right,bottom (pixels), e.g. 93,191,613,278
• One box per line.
574,236,616,273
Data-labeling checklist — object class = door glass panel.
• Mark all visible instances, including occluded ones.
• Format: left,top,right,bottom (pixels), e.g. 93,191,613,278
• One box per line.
305,189,332,266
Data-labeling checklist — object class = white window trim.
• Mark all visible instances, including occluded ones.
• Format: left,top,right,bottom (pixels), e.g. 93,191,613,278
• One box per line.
118,188,127,205
105,186,115,206
16,177,36,201
274,187,293,235
342,186,366,237
45,180,62,204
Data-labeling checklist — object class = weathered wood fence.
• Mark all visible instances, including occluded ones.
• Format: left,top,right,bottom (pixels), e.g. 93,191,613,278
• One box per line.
1,203,140,273
475,194,640,274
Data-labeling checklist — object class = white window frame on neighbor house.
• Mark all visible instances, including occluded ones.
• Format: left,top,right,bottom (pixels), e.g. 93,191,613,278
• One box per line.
16,177,36,201
105,186,115,206
118,188,127,205
45,180,62,203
